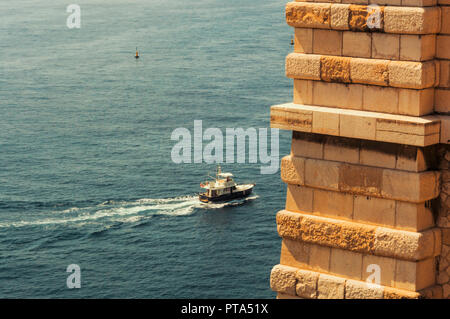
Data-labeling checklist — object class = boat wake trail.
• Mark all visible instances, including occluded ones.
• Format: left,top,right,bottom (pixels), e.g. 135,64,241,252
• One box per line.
0,194,258,228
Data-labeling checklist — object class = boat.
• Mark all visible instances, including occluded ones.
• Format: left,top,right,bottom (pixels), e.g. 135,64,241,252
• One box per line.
135,47,140,59
199,166,255,203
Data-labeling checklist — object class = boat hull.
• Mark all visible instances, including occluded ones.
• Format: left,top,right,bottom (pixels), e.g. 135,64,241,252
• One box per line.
199,185,254,203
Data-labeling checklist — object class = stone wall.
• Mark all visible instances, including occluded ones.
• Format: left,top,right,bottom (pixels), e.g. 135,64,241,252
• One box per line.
269,0,450,299
437,144,450,298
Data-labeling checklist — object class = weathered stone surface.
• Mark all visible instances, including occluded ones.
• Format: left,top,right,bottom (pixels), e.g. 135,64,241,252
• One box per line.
323,136,359,164
287,54,436,90
280,154,441,202
270,264,297,296
350,58,389,86
317,273,345,299
383,287,419,299
291,131,324,158
373,227,437,260
345,279,384,299
330,4,350,30
384,6,441,34
286,53,321,80
281,155,305,185
270,103,441,147
276,210,440,260
286,2,331,29
320,56,351,83
388,60,437,89
305,158,340,190
295,269,318,298
349,5,384,32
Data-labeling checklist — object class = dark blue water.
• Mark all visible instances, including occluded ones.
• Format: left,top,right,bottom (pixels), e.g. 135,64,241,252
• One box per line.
0,0,292,298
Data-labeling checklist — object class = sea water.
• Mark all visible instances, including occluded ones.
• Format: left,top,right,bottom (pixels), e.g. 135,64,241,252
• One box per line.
0,0,292,298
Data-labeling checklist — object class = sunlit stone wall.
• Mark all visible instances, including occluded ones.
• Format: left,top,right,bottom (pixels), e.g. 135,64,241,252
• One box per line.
270,0,449,299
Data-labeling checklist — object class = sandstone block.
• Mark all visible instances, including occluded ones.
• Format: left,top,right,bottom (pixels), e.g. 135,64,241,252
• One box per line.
373,227,436,260
331,4,350,31
343,31,372,58
281,155,305,185
330,248,363,280
372,33,400,60
293,79,314,105
398,88,434,116
305,158,340,190
313,188,354,219
349,5,384,32
312,109,341,135
401,0,436,5
383,287,419,299
313,81,363,110
286,2,331,29
437,35,450,60
400,34,436,62
384,7,440,34
320,56,351,83
296,269,319,299
294,28,313,54
353,195,396,227
438,60,450,89
309,243,332,272
286,184,314,212
277,210,441,260
362,254,396,287
381,169,440,203
270,264,298,295
360,140,397,169
388,60,437,89
323,136,360,164
286,53,321,80
345,279,384,299
395,201,434,231
270,103,441,147
395,144,434,172
395,258,436,291
270,105,313,132
343,0,368,4
340,113,376,140
441,6,450,35
435,89,450,114
317,273,345,299
313,29,342,55
291,131,324,158
362,85,398,114
280,238,310,269
350,58,389,86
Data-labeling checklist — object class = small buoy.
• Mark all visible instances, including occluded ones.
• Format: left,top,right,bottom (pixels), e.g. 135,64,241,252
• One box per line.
290,37,294,46
135,47,140,59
